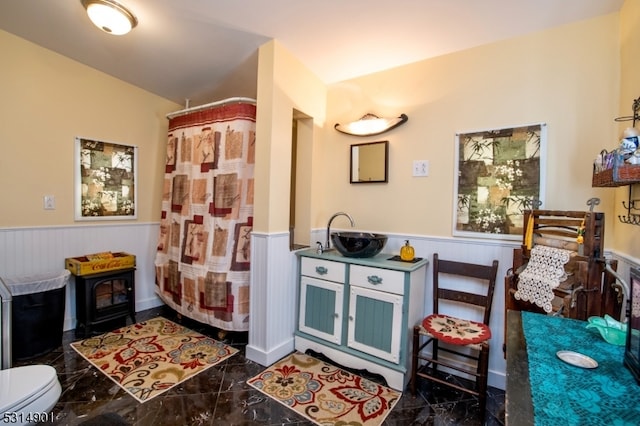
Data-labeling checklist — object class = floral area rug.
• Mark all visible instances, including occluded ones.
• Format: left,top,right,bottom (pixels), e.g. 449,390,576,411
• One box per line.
247,352,401,426
70,316,237,403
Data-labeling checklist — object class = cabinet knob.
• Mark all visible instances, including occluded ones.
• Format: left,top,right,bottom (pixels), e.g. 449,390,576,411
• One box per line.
367,275,383,285
315,266,328,275
349,315,354,321
333,313,339,318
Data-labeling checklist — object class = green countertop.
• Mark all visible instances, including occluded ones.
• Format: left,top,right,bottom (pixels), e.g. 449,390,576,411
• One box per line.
296,248,429,272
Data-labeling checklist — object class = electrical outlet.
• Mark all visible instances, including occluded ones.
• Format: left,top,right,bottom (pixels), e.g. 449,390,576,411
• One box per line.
412,160,429,177
43,195,56,210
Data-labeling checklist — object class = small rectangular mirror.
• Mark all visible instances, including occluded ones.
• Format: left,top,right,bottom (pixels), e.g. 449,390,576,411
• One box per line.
350,141,388,183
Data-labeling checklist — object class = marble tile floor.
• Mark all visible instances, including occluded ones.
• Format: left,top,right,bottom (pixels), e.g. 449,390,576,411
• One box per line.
14,305,505,425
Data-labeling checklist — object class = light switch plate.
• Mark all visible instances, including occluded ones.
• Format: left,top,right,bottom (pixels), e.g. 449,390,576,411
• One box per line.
412,160,429,177
43,195,55,210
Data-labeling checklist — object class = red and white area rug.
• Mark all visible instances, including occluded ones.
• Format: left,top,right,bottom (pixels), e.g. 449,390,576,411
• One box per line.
70,317,237,403
247,352,401,426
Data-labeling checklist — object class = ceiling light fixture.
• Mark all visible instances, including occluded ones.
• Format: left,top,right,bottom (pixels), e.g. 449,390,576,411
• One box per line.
81,0,138,35
334,113,408,137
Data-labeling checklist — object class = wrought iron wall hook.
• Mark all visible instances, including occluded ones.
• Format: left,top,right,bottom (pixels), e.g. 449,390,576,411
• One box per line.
618,213,640,226
614,96,640,127
622,199,640,210
617,187,640,226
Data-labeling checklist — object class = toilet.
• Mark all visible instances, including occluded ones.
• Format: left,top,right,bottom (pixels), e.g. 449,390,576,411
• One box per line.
0,365,61,425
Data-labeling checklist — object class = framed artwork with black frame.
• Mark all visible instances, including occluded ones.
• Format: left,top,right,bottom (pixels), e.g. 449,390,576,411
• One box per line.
453,123,546,240
74,137,137,221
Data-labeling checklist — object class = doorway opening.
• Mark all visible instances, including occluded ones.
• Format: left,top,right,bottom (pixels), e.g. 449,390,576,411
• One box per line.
290,109,313,251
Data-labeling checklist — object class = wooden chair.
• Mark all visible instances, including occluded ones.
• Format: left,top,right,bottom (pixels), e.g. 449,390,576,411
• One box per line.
410,253,499,422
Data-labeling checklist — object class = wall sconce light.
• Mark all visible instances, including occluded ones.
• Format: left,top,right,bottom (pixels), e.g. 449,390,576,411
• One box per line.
334,113,408,136
81,0,138,35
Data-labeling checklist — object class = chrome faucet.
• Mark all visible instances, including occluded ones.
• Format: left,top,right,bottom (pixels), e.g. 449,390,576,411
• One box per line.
326,212,355,250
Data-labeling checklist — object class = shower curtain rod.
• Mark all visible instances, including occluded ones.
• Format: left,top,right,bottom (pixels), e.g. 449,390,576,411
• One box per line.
166,96,257,120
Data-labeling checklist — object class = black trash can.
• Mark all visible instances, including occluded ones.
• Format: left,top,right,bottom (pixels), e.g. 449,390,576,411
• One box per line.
1,270,70,361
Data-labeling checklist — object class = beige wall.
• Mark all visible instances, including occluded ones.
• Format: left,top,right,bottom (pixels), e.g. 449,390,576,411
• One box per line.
2,9,637,262
321,14,626,251
613,1,640,257
254,40,327,233
0,30,180,227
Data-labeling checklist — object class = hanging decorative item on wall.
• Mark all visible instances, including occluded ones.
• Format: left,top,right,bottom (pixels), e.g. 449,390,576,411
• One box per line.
74,137,137,220
453,123,546,240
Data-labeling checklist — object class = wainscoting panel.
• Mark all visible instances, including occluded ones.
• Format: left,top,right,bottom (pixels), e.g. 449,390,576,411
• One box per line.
12,223,631,388
0,223,163,331
246,231,298,366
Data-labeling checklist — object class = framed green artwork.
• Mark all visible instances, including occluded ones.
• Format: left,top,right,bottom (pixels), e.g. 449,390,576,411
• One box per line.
453,123,546,240
74,137,137,220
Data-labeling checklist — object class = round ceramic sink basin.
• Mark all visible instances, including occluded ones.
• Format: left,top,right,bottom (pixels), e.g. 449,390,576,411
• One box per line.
330,232,388,258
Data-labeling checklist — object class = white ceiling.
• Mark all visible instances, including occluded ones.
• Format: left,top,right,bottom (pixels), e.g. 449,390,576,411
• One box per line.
0,0,624,106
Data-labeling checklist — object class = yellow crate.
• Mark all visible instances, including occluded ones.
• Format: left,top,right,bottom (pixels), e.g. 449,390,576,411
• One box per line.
65,252,136,276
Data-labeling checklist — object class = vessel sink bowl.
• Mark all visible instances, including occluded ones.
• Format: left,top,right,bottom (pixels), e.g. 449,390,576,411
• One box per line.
330,232,388,258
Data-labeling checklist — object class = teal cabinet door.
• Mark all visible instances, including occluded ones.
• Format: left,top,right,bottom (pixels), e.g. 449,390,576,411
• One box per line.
299,276,344,344
347,286,402,363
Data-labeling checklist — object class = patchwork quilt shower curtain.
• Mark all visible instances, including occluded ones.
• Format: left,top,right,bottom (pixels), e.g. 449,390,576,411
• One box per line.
154,100,256,332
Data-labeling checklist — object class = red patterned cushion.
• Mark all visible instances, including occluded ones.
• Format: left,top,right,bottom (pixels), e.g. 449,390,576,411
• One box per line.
422,314,491,345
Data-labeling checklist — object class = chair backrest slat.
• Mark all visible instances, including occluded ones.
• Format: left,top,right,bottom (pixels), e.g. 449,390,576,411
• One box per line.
433,253,499,325
438,288,487,307
437,259,497,280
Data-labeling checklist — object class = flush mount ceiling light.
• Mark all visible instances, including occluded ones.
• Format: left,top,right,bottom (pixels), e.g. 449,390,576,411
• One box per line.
334,113,408,137
81,0,138,35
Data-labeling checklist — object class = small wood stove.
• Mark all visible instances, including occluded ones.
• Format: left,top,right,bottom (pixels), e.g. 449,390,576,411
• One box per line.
74,268,136,337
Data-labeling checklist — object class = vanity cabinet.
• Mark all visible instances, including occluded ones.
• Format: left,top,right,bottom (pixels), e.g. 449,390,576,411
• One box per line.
295,249,428,390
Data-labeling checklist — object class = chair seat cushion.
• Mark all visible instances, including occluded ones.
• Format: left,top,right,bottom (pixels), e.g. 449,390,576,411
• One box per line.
422,314,491,345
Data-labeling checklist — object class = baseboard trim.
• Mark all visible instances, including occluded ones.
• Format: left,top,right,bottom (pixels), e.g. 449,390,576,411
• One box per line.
245,338,294,367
